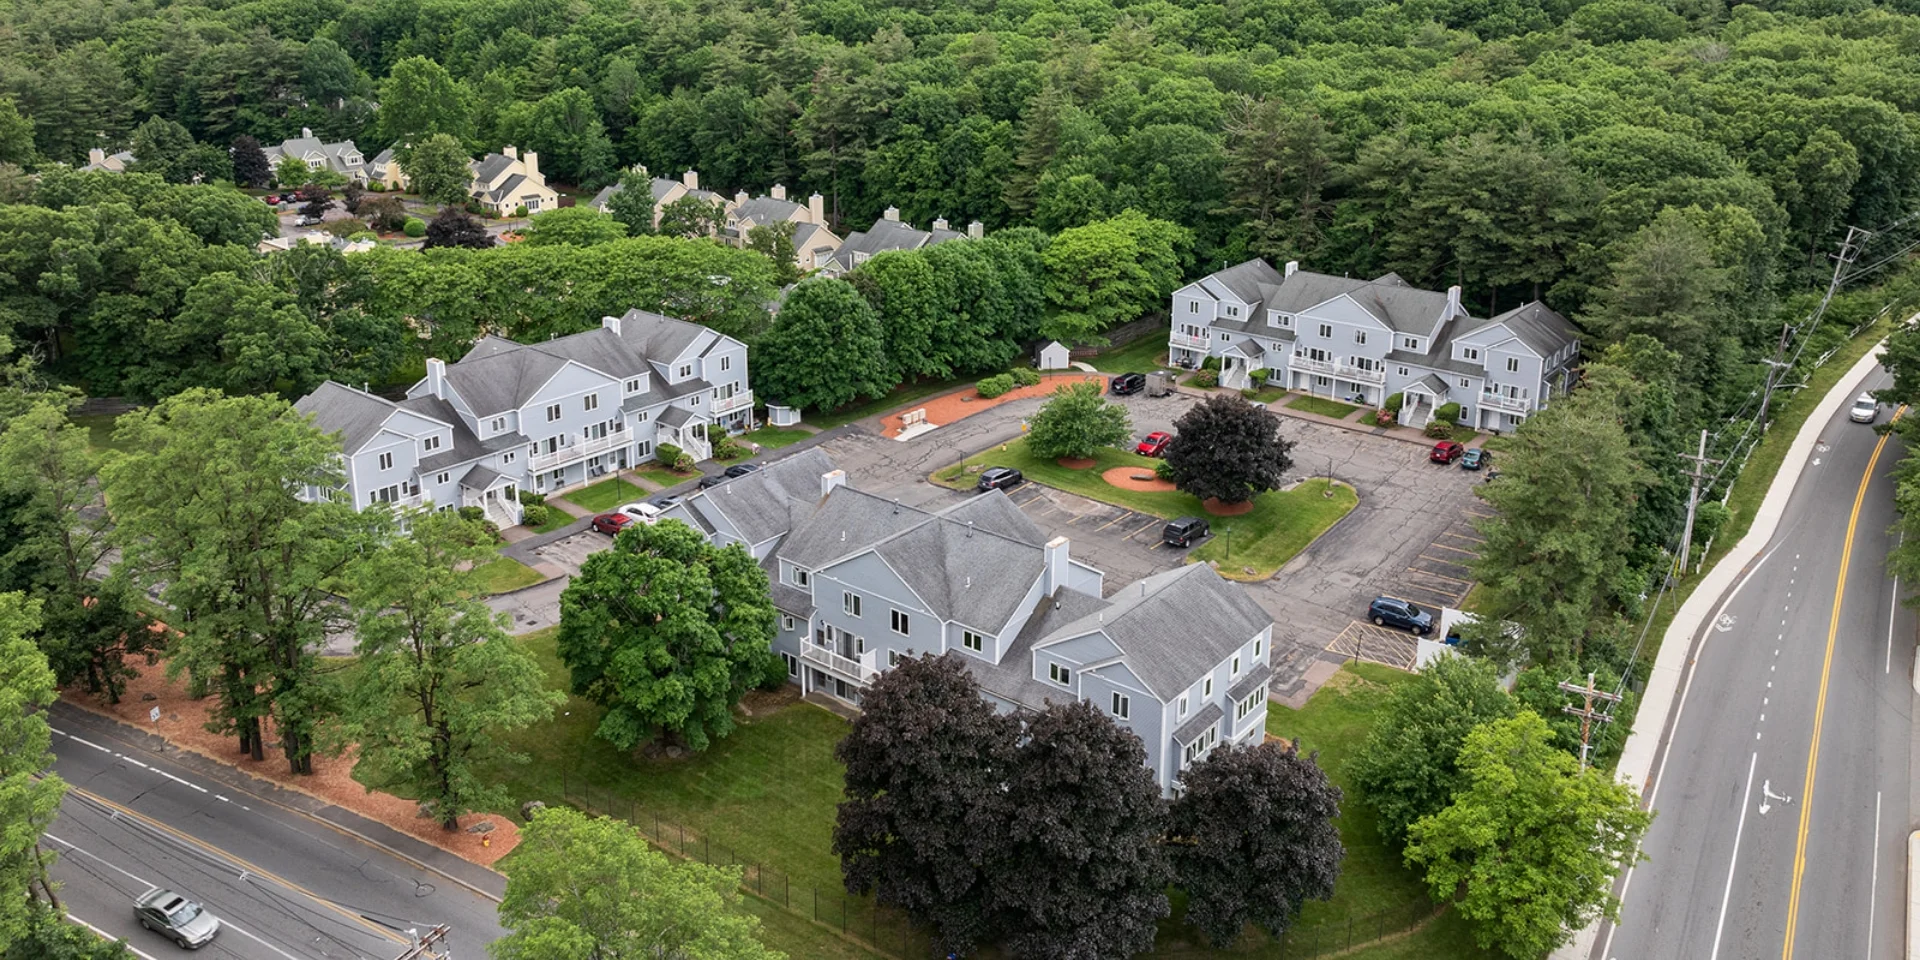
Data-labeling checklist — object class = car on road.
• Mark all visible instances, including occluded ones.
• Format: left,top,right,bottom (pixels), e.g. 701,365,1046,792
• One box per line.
723,462,761,479
1136,431,1172,457
1368,596,1433,635
1162,516,1210,547
977,467,1024,492
697,473,730,489
1429,440,1465,464
293,214,323,226
1850,393,1879,424
134,887,220,949
1460,448,1491,470
616,502,663,525
1110,372,1146,396
591,512,636,536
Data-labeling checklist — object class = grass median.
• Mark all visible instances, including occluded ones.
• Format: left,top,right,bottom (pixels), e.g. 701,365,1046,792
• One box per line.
470,557,544,595
563,477,647,513
932,439,1356,580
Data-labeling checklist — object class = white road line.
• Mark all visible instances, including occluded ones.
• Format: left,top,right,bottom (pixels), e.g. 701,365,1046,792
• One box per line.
157,770,207,793
66,913,162,960
1867,790,1882,956
46,832,311,960
1709,751,1760,960
62,733,111,753
117,756,149,769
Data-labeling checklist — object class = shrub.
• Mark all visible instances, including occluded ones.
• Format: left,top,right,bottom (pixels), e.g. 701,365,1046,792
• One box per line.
705,422,727,440
321,218,362,238
977,374,1016,398
1011,367,1043,387
1201,356,1222,371
1248,368,1271,385
513,204,528,218
1194,369,1219,388
1155,459,1175,482
672,452,696,472
656,442,684,467
515,489,547,506
1384,392,1405,413
402,217,426,238
714,438,746,460
519,504,549,528
367,182,387,192
1241,388,1260,400
463,200,485,215
1435,401,1462,424
1375,409,1397,426
1425,419,1455,439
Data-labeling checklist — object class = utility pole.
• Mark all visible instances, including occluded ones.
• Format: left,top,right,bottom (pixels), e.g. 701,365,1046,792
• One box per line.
1559,673,1623,772
1675,429,1721,579
389,925,452,960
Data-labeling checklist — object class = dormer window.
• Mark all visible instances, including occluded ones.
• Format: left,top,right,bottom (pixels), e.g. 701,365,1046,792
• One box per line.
1401,336,1422,351
1461,347,1480,362
790,567,810,587
625,378,642,394
1049,662,1072,686
677,364,694,380
490,417,507,433
422,435,441,453
1223,305,1239,318
1317,323,1332,339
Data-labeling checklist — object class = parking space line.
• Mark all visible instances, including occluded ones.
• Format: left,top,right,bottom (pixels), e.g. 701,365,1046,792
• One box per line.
1093,513,1135,532
1147,540,1166,550
1406,568,1473,586
1414,552,1472,568
1425,542,1478,556
1124,519,1162,540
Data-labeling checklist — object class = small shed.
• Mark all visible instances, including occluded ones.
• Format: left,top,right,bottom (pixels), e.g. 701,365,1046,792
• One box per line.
767,405,802,428
1035,340,1071,371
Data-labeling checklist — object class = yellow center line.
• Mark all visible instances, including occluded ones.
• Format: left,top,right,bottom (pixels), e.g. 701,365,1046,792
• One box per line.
1782,406,1902,959
68,785,409,945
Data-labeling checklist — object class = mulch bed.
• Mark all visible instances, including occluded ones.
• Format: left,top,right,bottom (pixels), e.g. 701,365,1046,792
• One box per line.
879,373,1109,438
1102,466,1176,492
1056,457,1096,469
1202,497,1256,516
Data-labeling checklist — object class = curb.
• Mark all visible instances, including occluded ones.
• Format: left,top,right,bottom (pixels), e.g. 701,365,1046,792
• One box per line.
1551,340,1888,960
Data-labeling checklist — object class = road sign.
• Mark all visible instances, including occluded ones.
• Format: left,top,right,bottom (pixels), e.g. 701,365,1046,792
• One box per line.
149,706,161,723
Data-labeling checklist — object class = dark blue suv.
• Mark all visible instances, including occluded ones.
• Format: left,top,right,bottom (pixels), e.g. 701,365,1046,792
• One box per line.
1368,597,1433,635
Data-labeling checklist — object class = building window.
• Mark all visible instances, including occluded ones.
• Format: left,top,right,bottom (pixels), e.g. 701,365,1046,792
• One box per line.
1111,692,1130,719
890,610,910,635
888,650,902,667
1255,637,1264,658
691,396,700,406
1460,378,1471,388
1462,347,1480,361
1183,726,1220,767
1232,654,1241,677
1179,694,1189,717
435,472,449,485
1318,323,1332,339
422,435,441,453
784,653,799,677
1507,357,1521,373
1220,334,1231,342
1277,314,1293,328
1204,677,1213,698
378,452,393,470
546,403,562,422
1236,686,1268,722
503,452,516,464
625,378,642,394
550,470,564,483
490,417,506,432
720,356,732,372
843,592,861,617
856,635,866,655
677,364,693,379
781,615,796,631
1354,357,1380,373
962,630,983,652
1353,330,1367,345
1397,366,1410,377
1189,301,1199,314
1049,662,1072,686
1224,305,1239,318
791,567,809,587
583,394,599,412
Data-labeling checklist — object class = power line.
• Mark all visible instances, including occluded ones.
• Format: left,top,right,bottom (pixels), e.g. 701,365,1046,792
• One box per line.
389,924,452,960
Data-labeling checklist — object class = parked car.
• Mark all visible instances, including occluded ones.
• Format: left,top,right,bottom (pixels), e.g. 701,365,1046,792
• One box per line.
1429,440,1465,464
1136,431,1172,457
723,462,761,479
1460,448,1491,470
1162,516,1210,547
261,194,282,205
697,473,730,489
650,494,683,510
1368,596,1433,635
134,887,220,949
293,214,323,226
1110,372,1146,396
1851,393,1879,424
977,467,1024,492
616,502,663,525
590,512,636,536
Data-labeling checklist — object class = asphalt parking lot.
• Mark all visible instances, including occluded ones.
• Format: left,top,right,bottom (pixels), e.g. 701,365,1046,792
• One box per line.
533,530,608,577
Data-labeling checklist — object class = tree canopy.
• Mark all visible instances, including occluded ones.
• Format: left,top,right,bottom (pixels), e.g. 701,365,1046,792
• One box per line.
1163,394,1297,504
751,278,892,413
1025,380,1132,462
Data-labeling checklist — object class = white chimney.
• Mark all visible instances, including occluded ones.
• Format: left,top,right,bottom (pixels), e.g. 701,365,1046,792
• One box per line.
1446,284,1463,315
932,217,950,232
601,314,623,337
967,221,984,239
883,206,900,222
771,184,787,201
88,147,106,164
301,127,314,139
523,150,539,178
425,357,447,399
1044,536,1070,596
682,169,699,190
503,145,519,160
821,469,847,497
1284,260,1299,278
808,193,825,224
735,190,749,207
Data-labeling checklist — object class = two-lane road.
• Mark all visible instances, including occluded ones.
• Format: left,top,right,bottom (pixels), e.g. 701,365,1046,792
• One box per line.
1595,367,1916,959
44,708,506,959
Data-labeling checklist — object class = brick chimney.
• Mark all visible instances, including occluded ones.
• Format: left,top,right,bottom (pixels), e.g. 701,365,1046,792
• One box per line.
1284,260,1299,278
967,221,984,239
808,193,825,224
682,169,699,190
821,469,847,497
1044,536,1070,596
883,206,900,222
735,190,749,207
425,357,447,399
771,184,787,201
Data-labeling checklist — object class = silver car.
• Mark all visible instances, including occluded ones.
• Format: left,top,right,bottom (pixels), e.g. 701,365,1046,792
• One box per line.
1849,393,1878,424
134,887,220,949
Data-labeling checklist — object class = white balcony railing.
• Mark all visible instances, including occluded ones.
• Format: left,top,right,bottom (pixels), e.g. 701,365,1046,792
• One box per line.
801,643,878,682
529,431,628,472
712,389,754,415
1480,392,1533,414
1290,355,1385,384
1169,332,1210,350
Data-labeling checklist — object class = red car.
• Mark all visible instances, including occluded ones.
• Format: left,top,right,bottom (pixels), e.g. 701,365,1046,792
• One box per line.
1429,440,1465,464
262,194,282,204
1136,431,1173,457
591,512,635,536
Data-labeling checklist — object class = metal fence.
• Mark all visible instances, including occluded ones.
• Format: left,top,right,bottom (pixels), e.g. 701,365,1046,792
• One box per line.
561,770,1443,960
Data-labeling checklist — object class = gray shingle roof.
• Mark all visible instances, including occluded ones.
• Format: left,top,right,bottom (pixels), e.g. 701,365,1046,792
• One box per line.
656,406,695,429
828,218,935,270
460,464,505,490
872,517,1045,630
1228,662,1273,703
402,393,524,470
933,491,1046,546
1405,372,1449,396
1198,258,1284,305
1172,702,1225,746
677,449,838,548
589,183,621,210
487,173,528,202
1036,564,1270,700
965,589,1111,711
524,327,652,380
778,487,930,570
438,348,570,418
1473,302,1580,359
295,381,398,455
613,309,713,361
731,196,804,226
472,153,515,184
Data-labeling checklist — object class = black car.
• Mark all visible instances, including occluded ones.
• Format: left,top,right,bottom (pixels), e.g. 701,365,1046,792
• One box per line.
724,462,761,479
1368,597,1433,635
697,473,729,489
651,494,683,510
977,467,1024,492
1163,516,1210,547
1110,372,1146,396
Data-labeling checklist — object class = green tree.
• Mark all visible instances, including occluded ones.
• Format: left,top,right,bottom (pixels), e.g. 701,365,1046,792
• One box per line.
751,278,893,412
127,117,206,185
230,135,271,189
275,155,312,190
1347,654,1518,844
1041,210,1191,344
0,593,67,937
1163,394,1296,505
1025,380,1131,461
5,907,136,959
378,57,471,149
849,249,944,382
341,512,560,829
745,221,800,284
492,807,783,960
1405,712,1650,960
425,207,492,249
521,207,626,246
1581,209,1734,388
603,168,657,236
299,37,360,107
495,87,616,187
556,520,778,752
655,195,726,239
0,98,35,167
103,390,373,772
405,133,473,206
1220,98,1333,261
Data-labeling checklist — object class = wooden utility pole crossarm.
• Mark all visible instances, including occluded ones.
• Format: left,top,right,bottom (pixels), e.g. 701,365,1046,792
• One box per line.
388,925,452,960
1559,672,1623,772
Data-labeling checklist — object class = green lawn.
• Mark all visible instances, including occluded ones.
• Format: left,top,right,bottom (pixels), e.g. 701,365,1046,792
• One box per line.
742,426,813,450
525,506,576,535
70,411,135,454
932,440,1356,580
469,557,544,595
1288,395,1361,419
1089,336,1169,373
632,463,697,490
563,477,647,513
809,375,972,430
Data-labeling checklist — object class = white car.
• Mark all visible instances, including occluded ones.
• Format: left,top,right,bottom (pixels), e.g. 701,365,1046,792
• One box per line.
617,502,664,525
1849,393,1879,424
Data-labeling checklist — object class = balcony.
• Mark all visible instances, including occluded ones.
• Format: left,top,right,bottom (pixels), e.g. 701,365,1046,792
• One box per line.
1169,331,1210,350
801,643,878,683
1290,355,1386,384
712,389,754,416
1480,392,1533,414
529,431,627,472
